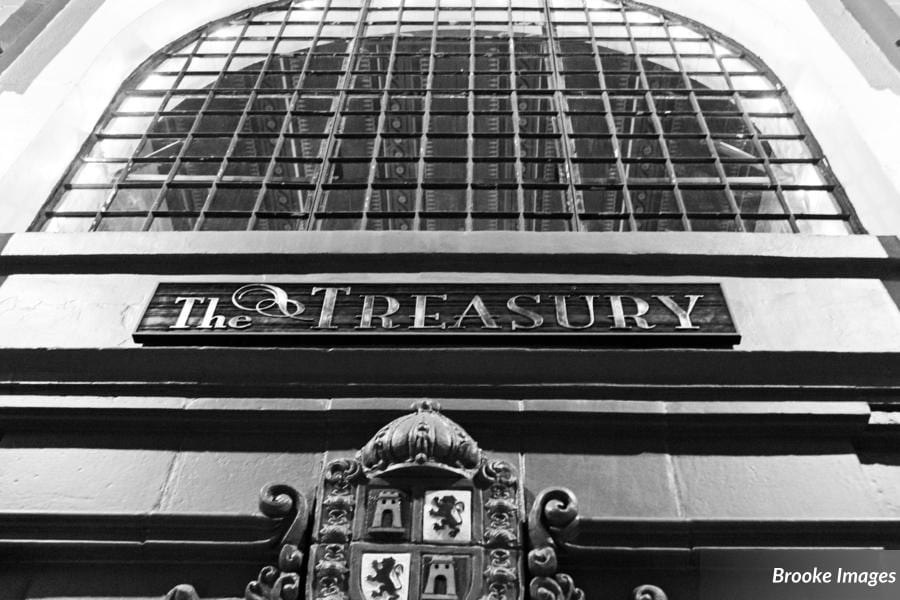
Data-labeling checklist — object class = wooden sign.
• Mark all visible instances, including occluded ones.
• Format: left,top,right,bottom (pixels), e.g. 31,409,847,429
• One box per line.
133,282,740,346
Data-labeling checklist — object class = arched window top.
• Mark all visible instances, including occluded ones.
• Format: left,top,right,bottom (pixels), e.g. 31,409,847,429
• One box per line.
35,0,859,233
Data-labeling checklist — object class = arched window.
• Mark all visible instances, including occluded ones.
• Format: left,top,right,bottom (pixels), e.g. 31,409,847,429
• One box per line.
33,0,859,233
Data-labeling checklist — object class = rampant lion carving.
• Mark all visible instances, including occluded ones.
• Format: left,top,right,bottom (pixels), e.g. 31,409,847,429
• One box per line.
367,557,405,600
429,494,465,537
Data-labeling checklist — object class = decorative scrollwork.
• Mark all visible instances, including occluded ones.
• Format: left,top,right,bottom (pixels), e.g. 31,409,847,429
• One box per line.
529,574,584,600
165,584,199,600
477,460,518,489
318,458,363,544
313,543,351,600
528,487,579,552
232,284,312,321
480,548,518,600
478,460,519,548
259,483,308,547
631,585,667,600
527,488,584,600
324,458,365,488
242,483,309,600
245,565,301,600
526,546,557,578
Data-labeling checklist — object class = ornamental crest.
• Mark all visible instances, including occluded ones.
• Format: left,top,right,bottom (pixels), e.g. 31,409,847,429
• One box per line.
169,400,666,600
308,400,521,600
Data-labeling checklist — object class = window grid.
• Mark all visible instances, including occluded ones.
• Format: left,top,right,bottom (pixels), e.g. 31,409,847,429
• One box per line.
579,0,637,232
541,0,583,232
664,19,745,233
412,5,438,232
147,20,252,232
358,1,403,232
307,1,370,232
622,9,693,233
35,0,860,234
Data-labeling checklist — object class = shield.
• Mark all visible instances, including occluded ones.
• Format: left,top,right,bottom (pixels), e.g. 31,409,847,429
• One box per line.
348,483,482,600
308,401,522,600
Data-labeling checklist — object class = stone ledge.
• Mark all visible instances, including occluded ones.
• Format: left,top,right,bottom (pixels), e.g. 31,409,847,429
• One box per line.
571,518,900,551
4,514,900,563
0,348,897,390
0,231,895,277
0,396,871,441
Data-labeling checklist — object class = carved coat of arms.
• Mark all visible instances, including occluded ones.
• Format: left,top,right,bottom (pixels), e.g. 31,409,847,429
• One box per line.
307,401,521,600
167,401,665,600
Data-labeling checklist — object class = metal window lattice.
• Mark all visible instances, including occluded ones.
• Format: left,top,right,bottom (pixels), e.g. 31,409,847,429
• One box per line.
36,0,858,233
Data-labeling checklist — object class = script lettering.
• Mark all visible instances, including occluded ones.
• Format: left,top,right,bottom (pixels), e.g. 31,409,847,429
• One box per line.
170,296,205,330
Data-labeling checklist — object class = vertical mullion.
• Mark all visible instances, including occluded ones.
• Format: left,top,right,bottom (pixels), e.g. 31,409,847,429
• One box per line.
508,4,527,232
196,16,290,232
580,0,637,232
709,43,797,232
465,3,475,232
306,0,372,231
412,4,438,232
151,25,249,232
542,2,586,232
129,40,217,232
105,59,189,231
179,26,255,231
360,0,406,231
623,12,692,231
246,3,329,231
663,21,744,232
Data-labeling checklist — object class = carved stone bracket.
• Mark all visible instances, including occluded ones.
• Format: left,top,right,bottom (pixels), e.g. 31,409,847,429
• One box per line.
630,584,668,600
165,584,199,600
527,488,584,600
245,483,310,600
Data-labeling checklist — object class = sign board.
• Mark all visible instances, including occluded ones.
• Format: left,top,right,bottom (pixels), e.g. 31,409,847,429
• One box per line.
133,282,740,346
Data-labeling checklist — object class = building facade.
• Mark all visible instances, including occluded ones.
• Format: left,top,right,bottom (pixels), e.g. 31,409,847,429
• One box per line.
1,0,900,599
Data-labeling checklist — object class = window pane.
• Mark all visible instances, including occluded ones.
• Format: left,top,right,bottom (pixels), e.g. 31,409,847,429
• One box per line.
33,0,854,233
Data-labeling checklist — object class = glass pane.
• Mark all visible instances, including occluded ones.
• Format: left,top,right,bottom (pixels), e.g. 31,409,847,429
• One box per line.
32,0,855,234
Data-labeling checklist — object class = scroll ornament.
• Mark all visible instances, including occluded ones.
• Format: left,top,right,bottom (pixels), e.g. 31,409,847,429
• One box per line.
630,585,668,600
245,483,309,600
526,488,584,600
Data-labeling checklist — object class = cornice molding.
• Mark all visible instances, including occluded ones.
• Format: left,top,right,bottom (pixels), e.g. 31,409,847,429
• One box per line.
0,397,872,441
1,349,899,394
0,232,895,278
